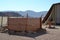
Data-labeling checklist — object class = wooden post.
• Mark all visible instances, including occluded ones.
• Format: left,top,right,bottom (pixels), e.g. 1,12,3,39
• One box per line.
48,21,51,28
40,17,42,29
0,16,3,32
25,13,28,32
1,16,3,28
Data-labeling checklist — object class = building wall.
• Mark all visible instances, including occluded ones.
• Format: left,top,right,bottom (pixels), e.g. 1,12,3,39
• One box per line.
45,4,60,25
0,16,8,28
55,5,60,24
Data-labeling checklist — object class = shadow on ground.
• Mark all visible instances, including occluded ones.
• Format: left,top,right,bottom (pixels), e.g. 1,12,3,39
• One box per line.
11,29,46,38
1,29,47,38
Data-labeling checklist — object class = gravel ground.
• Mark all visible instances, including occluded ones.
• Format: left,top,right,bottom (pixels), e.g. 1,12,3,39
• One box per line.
0,26,60,40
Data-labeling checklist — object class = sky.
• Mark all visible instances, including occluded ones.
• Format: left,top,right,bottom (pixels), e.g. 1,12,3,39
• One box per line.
0,0,60,12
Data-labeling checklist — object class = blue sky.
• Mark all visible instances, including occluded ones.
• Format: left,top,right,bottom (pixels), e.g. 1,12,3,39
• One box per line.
0,0,60,12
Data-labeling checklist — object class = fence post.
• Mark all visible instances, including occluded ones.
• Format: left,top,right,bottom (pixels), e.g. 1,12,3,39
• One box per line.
0,16,3,32
25,13,28,32
40,17,42,29
48,21,51,28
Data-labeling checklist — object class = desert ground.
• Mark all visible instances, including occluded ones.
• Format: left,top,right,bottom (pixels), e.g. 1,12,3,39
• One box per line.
0,25,60,40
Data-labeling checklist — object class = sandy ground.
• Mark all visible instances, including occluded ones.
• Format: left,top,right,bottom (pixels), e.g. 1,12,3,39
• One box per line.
0,26,60,40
